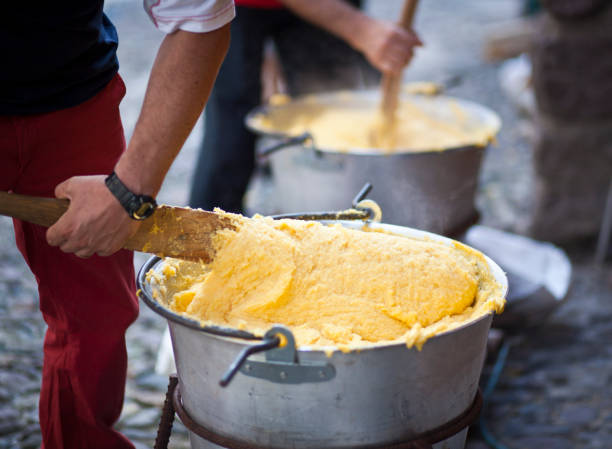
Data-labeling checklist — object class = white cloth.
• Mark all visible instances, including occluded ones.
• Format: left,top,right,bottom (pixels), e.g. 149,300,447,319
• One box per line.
144,0,235,34
154,326,177,375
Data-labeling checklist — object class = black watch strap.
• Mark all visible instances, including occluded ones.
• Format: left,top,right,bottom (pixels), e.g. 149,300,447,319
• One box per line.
105,171,157,220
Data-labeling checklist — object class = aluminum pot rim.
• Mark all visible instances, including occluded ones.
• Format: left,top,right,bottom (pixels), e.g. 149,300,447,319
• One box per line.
245,91,502,156
137,221,508,353
251,125,486,157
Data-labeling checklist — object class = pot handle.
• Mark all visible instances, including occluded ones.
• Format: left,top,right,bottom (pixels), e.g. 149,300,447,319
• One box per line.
219,325,336,387
257,132,313,159
272,182,382,223
219,336,281,387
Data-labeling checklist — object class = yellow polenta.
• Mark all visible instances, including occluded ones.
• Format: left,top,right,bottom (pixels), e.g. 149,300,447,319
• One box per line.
249,92,496,153
148,213,504,350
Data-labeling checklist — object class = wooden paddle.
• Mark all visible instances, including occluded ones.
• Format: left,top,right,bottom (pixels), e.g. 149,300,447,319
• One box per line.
0,191,234,262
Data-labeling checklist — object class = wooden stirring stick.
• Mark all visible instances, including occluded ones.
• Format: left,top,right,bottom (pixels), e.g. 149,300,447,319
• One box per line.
380,0,420,121
0,191,235,262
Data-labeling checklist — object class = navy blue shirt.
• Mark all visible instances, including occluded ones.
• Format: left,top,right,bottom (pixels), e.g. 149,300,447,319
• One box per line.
0,1,119,115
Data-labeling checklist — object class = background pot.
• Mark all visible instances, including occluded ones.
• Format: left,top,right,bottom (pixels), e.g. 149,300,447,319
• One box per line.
246,90,501,236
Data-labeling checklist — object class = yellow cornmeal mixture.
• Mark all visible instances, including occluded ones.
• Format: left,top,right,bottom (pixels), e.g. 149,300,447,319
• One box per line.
148,213,505,351
251,92,495,153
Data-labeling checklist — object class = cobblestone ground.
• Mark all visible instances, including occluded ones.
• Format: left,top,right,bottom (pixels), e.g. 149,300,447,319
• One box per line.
1,1,611,449
468,257,612,449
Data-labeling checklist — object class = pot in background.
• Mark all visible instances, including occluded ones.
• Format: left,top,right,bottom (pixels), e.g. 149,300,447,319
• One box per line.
246,90,501,236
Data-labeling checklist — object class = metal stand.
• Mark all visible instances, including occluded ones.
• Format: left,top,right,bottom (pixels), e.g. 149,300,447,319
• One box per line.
154,375,483,449
154,376,179,449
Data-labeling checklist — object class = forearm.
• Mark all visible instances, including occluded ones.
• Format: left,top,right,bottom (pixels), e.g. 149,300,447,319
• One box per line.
278,0,368,51
115,24,230,196
278,0,420,75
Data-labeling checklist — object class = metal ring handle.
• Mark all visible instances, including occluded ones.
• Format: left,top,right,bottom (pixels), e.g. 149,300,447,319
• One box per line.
219,336,281,387
273,183,381,222
258,132,313,159
351,182,373,206
272,210,370,221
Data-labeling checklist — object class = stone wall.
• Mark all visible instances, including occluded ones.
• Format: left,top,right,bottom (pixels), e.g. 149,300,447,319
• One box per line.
527,0,612,242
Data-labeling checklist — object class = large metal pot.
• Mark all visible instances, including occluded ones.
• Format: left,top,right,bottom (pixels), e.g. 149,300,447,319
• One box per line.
246,90,501,236
138,222,508,449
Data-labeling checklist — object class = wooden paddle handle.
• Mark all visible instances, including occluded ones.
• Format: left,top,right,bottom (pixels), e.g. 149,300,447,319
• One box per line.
381,0,420,118
397,0,419,30
0,191,69,227
0,191,232,261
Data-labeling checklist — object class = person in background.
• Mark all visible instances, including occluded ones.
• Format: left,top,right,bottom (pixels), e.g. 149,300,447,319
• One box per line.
0,1,234,447
189,0,422,213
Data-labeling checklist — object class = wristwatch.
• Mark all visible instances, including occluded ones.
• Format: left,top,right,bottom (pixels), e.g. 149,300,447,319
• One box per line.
105,171,157,220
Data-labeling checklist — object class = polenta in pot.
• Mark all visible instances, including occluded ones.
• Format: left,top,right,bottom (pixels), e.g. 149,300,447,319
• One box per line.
147,212,505,351
248,86,498,153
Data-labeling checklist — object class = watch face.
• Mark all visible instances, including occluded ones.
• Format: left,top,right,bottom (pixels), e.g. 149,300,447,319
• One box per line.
133,202,156,220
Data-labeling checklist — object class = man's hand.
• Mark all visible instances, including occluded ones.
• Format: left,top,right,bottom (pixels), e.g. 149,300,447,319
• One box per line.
46,176,140,258
278,0,422,76
358,19,422,76
45,26,230,259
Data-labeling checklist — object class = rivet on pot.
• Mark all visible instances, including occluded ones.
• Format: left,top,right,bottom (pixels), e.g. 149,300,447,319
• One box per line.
279,371,288,380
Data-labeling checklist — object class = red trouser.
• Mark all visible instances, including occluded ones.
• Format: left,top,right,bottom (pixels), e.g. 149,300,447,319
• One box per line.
0,75,138,449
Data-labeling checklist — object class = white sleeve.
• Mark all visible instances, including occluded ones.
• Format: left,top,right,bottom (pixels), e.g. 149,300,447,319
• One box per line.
144,0,235,34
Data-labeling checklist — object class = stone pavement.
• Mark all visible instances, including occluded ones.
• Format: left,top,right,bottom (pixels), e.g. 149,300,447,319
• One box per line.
468,255,612,449
0,1,610,449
